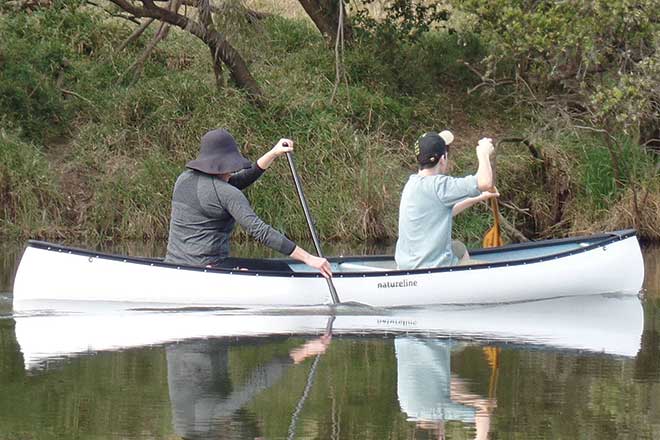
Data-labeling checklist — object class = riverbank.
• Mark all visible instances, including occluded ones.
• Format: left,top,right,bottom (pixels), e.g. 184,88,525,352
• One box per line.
1,4,658,245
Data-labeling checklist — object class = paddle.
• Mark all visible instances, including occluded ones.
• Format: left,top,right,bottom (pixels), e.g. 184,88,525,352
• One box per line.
284,148,341,304
287,316,335,439
482,143,503,248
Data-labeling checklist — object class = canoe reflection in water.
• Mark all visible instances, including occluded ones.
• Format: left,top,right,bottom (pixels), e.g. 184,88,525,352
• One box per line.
14,294,643,369
12,295,644,439
395,338,495,440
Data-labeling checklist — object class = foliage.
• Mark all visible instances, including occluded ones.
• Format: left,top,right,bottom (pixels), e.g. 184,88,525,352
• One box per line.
353,0,450,42
450,0,659,139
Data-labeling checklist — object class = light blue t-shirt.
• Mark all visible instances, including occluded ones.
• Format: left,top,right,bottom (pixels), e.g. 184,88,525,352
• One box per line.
395,174,480,269
395,337,476,423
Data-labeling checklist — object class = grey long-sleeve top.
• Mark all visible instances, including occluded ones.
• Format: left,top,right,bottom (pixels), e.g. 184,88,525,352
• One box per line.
167,340,293,439
164,165,296,266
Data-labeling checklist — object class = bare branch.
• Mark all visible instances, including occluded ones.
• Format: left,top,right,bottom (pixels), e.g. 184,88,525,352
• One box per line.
500,201,531,217
86,0,141,23
117,18,155,51
151,0,271,22
499,212,530,242
330,0,347,104
123,21,169,78
462,61,514,95
107,0,264,103
61,89,95,106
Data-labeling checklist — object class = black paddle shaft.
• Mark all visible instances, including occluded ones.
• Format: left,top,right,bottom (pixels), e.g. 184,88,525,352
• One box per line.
284,150,340,304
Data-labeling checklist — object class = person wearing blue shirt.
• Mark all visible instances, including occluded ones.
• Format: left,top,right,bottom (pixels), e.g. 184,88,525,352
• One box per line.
395,131,497,270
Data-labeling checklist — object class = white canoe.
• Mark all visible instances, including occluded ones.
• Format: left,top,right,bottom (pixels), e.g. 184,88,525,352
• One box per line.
13,294,644,370
12,229,644,310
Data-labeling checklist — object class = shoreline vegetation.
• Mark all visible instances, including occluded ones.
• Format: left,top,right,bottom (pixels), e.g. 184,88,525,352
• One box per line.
1,0,658,249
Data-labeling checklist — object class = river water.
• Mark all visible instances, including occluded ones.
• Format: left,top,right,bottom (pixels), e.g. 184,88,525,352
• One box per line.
0,242,659,439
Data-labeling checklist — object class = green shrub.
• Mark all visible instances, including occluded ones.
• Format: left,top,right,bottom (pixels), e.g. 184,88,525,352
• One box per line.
451,0,659,137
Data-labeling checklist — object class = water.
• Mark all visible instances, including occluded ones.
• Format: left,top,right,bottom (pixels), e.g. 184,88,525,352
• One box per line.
1,242,659,439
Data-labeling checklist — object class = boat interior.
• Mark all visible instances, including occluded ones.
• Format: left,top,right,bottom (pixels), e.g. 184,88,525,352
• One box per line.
27,230,630,275
286,237,602,273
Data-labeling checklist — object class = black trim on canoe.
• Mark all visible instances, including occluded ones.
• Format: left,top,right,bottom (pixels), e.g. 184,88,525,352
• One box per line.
24,229,638,279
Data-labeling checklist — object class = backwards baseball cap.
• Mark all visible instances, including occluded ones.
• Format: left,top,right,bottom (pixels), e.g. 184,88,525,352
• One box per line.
414,130,454,166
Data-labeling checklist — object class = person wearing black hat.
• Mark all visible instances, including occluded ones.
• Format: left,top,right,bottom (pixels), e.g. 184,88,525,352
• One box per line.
395,131,497,270
165,128,332,278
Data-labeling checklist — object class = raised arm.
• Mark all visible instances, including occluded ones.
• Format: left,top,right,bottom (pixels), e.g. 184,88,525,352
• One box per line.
257,138,293,170
475,138,494,191
229,138,294,190
228,163,264,190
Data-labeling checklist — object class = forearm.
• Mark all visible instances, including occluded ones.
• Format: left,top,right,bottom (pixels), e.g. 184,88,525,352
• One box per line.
229,163,264,189
289,246,333,278
289,246,314,265
452,195,484,216
475,153,493,191
256,150,278,170
240,213,295,255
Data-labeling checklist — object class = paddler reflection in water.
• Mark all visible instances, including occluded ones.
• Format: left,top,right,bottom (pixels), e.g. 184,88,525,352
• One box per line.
164,128,332,278
395,337,496,440
167,336,330,440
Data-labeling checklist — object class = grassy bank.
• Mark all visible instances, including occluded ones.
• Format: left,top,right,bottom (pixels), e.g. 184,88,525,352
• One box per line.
1,2,658,247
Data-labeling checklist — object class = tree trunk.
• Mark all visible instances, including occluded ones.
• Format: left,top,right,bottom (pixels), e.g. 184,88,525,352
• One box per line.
297,0,352,44
197,0,224,89
109,0,264,105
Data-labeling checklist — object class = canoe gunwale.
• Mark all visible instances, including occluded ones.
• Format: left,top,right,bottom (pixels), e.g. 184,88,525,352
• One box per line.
22,229,638,279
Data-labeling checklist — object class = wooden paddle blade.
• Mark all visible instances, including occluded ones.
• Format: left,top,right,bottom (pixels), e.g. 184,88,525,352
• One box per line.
482,346,500,369
483,346,501,399
483,198,503,248
483,226,502,248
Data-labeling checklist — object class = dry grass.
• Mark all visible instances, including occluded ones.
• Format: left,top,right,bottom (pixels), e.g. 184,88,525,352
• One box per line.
569,187,660,241
244,0,398,22
244,0,309,20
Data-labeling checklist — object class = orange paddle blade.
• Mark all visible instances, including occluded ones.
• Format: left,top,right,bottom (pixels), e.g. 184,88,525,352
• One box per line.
483,346,500,370
483,197,503,248
483,346,501,399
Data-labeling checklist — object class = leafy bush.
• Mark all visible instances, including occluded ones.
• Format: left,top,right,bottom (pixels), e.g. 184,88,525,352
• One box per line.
353,0,450,42
451,0,659,139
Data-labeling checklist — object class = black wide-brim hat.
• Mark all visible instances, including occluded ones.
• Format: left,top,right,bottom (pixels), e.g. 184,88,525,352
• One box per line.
186,128,252,175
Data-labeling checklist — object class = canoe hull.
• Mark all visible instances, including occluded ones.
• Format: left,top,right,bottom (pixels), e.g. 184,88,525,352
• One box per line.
12,231,645,309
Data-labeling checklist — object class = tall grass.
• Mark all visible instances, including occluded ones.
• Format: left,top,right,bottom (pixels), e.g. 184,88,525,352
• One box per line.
0,130,64,238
